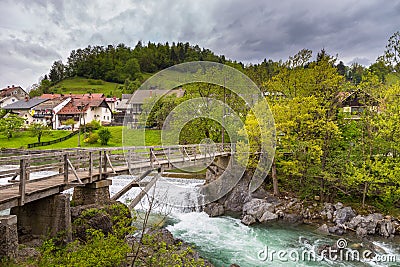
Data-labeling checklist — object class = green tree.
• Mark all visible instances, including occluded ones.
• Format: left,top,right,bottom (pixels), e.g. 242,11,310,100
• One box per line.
49,60,65,84
0,114,25,139
28,123,49,142
383,31,400,72
98,128,112,145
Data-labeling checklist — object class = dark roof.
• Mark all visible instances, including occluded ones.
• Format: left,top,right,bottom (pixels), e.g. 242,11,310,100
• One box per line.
3,98,48,110
33,97,67,111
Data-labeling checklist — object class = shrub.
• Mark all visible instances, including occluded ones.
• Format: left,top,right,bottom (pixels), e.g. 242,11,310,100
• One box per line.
98,128,111,145
85,120,101,131
84,133,99,144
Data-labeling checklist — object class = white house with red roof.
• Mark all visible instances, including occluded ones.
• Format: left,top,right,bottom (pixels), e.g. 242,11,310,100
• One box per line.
56,94,112,129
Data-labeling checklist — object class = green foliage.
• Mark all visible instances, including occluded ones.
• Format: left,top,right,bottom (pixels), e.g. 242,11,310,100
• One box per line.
37,230,130,267
98,128,112,145
29,77,52,97
85,120,101,131
28,123,50,143
0,109,6,118
131,231,206,267
84,132,99,144
0,114,25,139
60,42,227,85
141,94,181,129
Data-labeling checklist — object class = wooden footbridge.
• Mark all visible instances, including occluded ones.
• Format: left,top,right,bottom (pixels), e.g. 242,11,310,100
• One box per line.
0,144,231,211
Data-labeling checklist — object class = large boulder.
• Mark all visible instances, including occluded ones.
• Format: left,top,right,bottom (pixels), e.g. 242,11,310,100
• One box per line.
241,215,256,226
204,203,225,217
243,199,275,221
259,211,278,223
316,224,329,234
363,213,383,234
378,219,395,238
334,207,356,224
347,215,364,229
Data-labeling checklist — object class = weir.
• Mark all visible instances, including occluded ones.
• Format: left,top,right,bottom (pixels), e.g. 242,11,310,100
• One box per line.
0,143,231,258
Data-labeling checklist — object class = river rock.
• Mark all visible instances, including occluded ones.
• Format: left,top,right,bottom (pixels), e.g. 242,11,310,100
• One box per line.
378,219,395,238
334,202,344,210
204,203,225,217
328,225,345,235
317,224,329,234
334,206,356,224
259,211,278,223
356,226,368,238
241,215,256,226
243,199,275,220
282,213,303,224
347,215,364,229
363,213,383,234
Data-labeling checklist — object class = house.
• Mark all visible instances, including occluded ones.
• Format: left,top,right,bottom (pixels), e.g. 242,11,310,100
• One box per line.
0,95,20,108
56,97,112,129
105,97,120,112
32,97,72,129
115,88,185,127
0,85,28,108
0,85,28,99
3,97,49,125
337,90,380,118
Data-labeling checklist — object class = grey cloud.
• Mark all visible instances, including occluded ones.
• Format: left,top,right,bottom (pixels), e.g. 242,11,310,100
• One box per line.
1,0,399,88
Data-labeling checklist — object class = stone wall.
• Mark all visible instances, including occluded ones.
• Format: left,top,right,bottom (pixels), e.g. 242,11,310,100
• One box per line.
10,194,72,242
0,215,18,258
72,179,112,206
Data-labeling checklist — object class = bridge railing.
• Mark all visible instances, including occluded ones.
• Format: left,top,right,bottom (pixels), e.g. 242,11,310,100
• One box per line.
0,143,233,205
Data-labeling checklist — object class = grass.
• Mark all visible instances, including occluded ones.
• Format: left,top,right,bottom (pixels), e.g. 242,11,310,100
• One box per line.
36,127,161,150
49,74,156,98
0,130,70,149
50,77,123,97
0,127,161,150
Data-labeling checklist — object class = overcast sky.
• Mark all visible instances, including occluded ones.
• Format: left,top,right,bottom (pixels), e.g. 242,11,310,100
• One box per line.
1,0,399,89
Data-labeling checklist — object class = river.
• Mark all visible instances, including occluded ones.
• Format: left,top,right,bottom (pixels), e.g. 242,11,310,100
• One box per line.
110,175,400,267
1,172,399,266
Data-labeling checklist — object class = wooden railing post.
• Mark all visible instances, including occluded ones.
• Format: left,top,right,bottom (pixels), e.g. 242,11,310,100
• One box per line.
64,154,69,183
19,158,26,206
103,150,108,173
26,159,30,181
167,147,171,168
150,147,154,167
99,151,103,179
127,149,131,172
89,151,93,183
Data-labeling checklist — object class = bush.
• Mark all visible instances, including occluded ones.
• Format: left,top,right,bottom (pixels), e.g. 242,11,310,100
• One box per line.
85,120,101,131
98,128,111,145
84,133,99,144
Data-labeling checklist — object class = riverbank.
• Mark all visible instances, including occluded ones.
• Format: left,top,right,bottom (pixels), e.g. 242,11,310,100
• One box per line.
2,200,213,267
